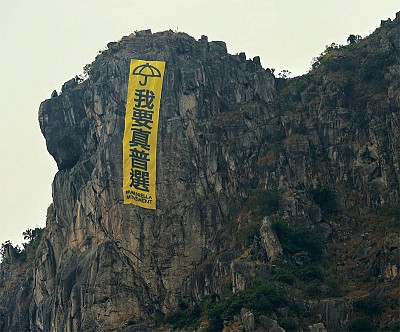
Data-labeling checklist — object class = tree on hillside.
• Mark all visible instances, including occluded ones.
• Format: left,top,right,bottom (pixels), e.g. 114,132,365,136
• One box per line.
22,227,43,244
347,34,362,44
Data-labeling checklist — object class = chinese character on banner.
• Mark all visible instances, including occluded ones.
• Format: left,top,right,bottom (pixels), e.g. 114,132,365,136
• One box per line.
122,60,166,209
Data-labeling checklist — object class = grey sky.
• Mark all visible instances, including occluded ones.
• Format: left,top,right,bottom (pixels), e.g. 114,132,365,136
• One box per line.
0,0,398,246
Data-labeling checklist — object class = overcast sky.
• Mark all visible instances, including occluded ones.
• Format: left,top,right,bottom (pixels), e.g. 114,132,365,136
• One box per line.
0,1,398,247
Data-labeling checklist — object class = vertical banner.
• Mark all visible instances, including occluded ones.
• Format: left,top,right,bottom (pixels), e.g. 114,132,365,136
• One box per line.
123,59,166,209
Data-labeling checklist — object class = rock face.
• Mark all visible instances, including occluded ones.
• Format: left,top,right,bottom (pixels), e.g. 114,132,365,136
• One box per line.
36,30,276,331
260,217,283,262
0,245,32,332
1,14,400,332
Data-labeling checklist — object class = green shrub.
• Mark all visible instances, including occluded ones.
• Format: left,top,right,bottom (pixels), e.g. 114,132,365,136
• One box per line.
310,43,343,71
273,267,296,284
295,79,308,93
0,227,44,264
305,281,323,297
381,203,400,227
353,296,382,316
205,314,223,332
310,184,337,215
280,317,299,332
388,321,400,332
298,265,324,282
360,52,390,82
0,241,26,262
346,317,375,332
218,283,287,318
324,55,358,72
325,272,345,297
248,187,282,216
270,219,330,295
165,302,201,329
238,221,261,245
165,283,287,330
271,219,326,261
153,309,165,324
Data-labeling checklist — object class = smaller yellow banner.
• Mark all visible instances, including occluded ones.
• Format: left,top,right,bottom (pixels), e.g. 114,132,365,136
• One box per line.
123,59,166,209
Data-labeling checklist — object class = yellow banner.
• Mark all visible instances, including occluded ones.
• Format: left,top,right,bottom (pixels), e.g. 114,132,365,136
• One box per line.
123,59,166,209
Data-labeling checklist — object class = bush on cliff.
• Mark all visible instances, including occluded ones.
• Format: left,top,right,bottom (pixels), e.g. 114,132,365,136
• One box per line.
165,282,287,330
271,218,326,261
248,186,282,216
310,184,337,215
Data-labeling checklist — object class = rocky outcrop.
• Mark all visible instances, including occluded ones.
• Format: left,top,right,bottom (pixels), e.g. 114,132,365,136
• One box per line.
0,237,43,332
35,30,277,332
240,308,255,332
1,12,400,332
260,217,283,262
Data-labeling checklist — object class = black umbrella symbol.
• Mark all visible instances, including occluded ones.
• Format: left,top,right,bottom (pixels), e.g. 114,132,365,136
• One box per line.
132,63,162,86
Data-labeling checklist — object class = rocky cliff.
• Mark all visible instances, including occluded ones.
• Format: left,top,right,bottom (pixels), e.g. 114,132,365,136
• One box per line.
1,13,399,332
